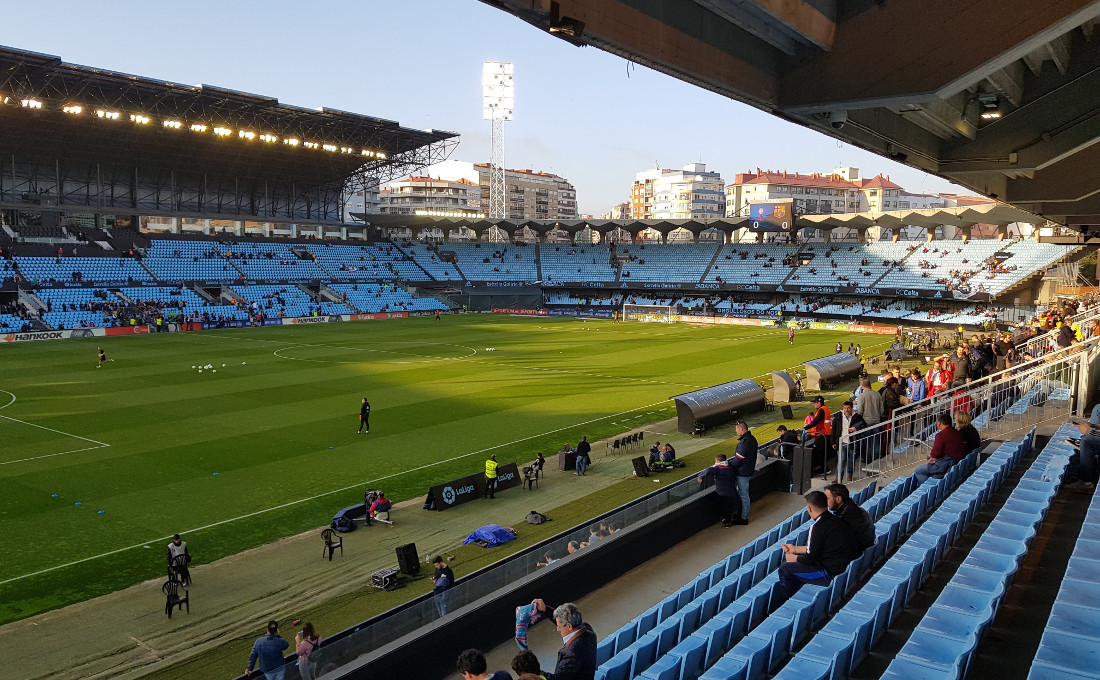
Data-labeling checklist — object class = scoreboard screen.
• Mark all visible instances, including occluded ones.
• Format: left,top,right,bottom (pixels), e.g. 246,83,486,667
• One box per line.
748,200,795,231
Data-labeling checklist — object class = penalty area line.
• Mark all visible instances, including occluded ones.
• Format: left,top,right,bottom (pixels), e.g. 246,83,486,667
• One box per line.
0,399,670,586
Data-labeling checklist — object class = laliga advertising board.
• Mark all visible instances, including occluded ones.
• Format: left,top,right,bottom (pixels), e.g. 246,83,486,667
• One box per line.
426,463,521,510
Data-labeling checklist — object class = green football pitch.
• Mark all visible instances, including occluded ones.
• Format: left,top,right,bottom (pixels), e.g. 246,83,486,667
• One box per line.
0,315,865,624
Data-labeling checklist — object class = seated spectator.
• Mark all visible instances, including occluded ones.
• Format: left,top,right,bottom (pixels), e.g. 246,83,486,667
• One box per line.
824,483,875,551
456,648,511,680
776,490,859,601
955,410,981,454
512,650,547,680
648,441,662,465
368,492,391,523
913,413,965,484
660,443,676,462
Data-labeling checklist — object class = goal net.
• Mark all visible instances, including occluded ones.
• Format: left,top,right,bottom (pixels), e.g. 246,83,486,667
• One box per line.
623,304,677,323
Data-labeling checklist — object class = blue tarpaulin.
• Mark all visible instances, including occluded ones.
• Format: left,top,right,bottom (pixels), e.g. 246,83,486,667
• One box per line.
462,524,516,548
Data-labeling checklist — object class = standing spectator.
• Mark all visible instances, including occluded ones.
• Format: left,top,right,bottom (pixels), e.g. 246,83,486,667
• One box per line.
913,413,966,484
831,402,866,482
951,345,971,388
294,622,321,680
514,598,550,649
432,555,454,617
545,603,597,680
729,422,757,525
776,491,859,602
484,454,499,499
775,425,801,460
246,620,290,679
574,436,591,476
805,397,832,475
908,368,927,403
697,454,738,527
824,483,875,551
855,378,883,426
357,397,370,434
456,649,511,680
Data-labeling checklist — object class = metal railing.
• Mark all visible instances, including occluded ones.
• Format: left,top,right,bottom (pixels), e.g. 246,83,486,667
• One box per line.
1021,304,1100,358
833,338,1093,484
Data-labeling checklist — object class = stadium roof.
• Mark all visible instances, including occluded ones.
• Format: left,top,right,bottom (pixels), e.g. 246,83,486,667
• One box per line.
0,45,458,186
800,202,1043,229
483,1,1100,228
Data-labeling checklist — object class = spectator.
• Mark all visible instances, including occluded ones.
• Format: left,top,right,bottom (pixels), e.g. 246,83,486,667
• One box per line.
697,453,738,527
661,443,676,463
805,397,832,475
824,483,875,551
574,436,591,476
955,410,981,455
294,622,321,680
456,648,511,680
514,598,550,650
648,441,661,465
246,620,289,679
728,422,757,525
1065,416,1100,493
913,413,965,484
775,425,801,460
512,650,547,680
776,490,859,601
545,603,597,680
433,555,454,617
855,378,883,426
831,401,867,483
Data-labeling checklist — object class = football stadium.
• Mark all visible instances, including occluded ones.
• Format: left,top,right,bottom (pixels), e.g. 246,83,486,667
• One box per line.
4,3,1100,680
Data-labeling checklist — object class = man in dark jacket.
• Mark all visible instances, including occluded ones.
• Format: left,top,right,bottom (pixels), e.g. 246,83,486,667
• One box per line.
245,620,290,679
831,401,867,482
574,436,592,476
729,422,757,525
697,454,738,526
776,490,859,601
825,483,876,551
546,603,597,680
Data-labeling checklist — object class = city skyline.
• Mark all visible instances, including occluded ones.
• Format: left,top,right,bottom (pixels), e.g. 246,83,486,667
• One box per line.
2,0,973,217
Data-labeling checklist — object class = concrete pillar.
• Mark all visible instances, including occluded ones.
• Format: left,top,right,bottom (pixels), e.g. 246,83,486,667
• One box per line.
202,218,211,235
926,227,935,243
857,227,868,243
997,224,1008,240
960,225,971,242
823,228,832,243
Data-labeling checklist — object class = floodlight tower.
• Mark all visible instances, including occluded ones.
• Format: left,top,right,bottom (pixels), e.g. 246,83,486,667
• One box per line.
482,61,514,220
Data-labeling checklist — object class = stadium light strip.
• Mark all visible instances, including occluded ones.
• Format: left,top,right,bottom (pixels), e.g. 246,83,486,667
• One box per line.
7,97,386,159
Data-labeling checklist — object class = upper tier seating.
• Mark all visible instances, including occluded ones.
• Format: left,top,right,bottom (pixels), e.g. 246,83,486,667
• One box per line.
446,242,537,281
618,243,718,283
15,256,154,284
144,240,242,281
786,241,913,287
301,243,429,281
877,240,1004,291
393,243,464,281
222,242,327,281
541,245,618,282
707,244,799,285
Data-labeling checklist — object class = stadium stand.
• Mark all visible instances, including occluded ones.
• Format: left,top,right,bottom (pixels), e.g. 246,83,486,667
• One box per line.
14,255,154,284
229,284,319,318
116,286,248,321
446,242,538,281
540,244,619,282
35,288,125,328
300,243,426,281
707,243,798,285
222,242,328,281
618,243,718,283
328,283,447,313
143,239,244,282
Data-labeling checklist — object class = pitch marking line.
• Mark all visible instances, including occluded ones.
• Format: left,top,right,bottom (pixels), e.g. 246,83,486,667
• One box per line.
0,390,111,466
0,399,671,586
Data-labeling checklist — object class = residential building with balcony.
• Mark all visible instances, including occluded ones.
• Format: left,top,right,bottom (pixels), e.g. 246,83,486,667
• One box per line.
379,176,482,217
629,163,725,220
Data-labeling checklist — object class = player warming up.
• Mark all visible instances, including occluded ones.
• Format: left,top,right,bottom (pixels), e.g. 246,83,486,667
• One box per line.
96,346,114,368
358,397,371,434
788,328,795,345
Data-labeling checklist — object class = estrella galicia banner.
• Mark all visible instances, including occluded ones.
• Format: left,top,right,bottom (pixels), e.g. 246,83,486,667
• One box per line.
426,462,521,510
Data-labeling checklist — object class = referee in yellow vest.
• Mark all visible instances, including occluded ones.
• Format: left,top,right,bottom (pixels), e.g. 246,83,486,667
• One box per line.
484,454,499,499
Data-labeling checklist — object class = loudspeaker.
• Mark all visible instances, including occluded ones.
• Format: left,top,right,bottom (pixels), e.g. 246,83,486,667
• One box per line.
631,456,649,477
790,445,814,495
396,543,420,575
781,405,794,420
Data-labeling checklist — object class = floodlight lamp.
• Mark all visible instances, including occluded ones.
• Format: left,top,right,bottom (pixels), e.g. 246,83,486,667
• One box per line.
360,149,374,157
130,114,151,125
239,130,256,140
304,141,319,149
96,109,120,120
377,152,386,159
21,98,43,109
259,133,278,143
63,105,83,115
190,123,208,133
284,137,300,146
213,127,232,136
163,120,182,129
322,143,337,152
340,146,354,154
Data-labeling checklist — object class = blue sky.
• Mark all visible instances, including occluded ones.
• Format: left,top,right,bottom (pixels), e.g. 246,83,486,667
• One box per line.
3,0,968,215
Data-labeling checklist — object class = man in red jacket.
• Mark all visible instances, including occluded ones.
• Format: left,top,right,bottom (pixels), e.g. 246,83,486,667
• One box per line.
913,413,965,483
